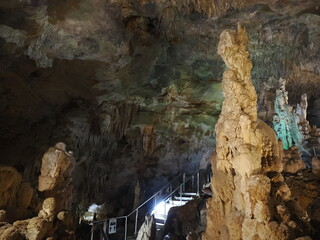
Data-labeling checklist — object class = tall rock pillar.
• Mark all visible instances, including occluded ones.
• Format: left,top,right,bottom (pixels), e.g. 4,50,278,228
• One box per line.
203,24,311,240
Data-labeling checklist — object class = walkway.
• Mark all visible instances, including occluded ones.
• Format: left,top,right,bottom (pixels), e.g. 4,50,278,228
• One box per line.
90,171,211,240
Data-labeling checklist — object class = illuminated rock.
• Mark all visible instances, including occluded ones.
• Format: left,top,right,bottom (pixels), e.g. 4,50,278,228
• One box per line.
204,24,311,240
38,142,75,192
273,79,310,151
26,217,48,240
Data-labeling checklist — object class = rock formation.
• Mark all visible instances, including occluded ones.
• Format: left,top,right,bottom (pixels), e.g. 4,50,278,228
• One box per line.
38,142,75,212
0,166,34,221
0,143,75,240
282,146,306,174
284,171,320,239
163,199,206,239
273,78,312,151
136,214,156,240
204,24,311,240
0,0,320,237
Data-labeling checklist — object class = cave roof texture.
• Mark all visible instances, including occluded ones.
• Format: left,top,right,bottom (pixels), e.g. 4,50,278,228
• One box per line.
0,0,320,224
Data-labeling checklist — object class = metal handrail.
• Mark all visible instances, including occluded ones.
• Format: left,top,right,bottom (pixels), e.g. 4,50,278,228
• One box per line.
92,172,184,224
148,173,198,214
91,172,201,240
127,172,184,217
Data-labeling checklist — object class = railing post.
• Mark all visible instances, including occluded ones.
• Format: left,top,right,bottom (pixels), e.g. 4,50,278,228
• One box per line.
169,183,172,201
164,200,167,220
103,221,107,240
134,209,139,235
154,194,157,209
180,186,182,206
192,175,195,191
197,172,200,196
182,173,186,192
100,224,102,240
91,223,94,240
124,217,128,240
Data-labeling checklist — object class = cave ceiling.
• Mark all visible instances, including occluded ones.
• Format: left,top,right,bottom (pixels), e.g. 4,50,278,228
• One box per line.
0,0,319,209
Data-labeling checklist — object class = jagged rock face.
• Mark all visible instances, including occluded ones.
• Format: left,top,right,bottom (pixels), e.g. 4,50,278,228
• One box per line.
204,25,312,240
0,0,320,221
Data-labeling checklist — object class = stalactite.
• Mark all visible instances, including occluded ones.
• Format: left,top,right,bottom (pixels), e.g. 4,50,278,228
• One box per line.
141,125,156,156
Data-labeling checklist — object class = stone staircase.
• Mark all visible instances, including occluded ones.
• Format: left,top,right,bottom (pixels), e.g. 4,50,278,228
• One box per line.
90,171,211,240
152,192,198,231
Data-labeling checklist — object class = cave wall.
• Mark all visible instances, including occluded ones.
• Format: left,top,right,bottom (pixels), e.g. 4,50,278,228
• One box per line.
0,0,320,218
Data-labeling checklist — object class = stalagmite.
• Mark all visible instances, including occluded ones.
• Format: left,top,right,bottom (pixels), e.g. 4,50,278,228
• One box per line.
273,78,308,150
203,24,311,240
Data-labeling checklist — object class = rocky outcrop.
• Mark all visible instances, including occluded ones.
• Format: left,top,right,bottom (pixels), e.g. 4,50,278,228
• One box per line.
38,142,75,213
284,171,320,239
37,143,75,239
204,25,311,240
0,198,53,240
282,146,306,174
0,166,34,221
273,78,305,150
39,142,74,192
163,199,206,239
312,157,320,174
0,143,75,240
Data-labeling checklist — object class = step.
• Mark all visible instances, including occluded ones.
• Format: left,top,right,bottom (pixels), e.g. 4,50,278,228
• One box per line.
174,196,194,201
155,218,165,224
168,200,188,205
181,192,197,196
155,213,167,220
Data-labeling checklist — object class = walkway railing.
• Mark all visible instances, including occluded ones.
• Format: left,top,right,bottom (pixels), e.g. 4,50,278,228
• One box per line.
90,171,210,240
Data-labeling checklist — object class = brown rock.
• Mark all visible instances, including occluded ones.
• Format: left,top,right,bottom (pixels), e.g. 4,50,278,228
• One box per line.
0,224,24,240
312,157,320,174
38,198,56,221
282,147,306,174
0,167,22,208
26,217,48,240
18,183,34,209
203,24,311,240
0,210,6,222
12,220,28,236
38,143,75,192
57,211,73,228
